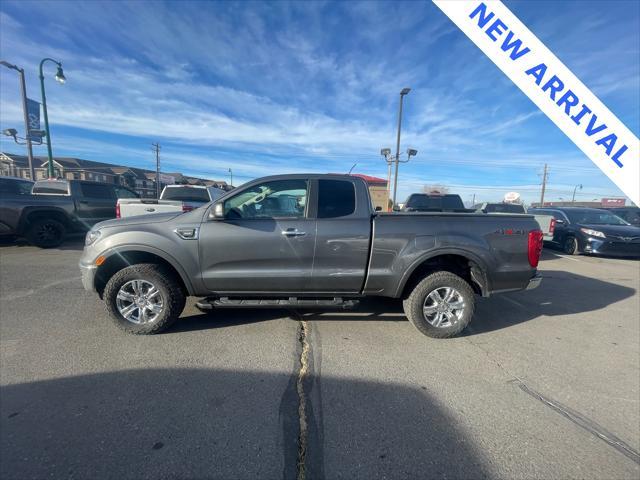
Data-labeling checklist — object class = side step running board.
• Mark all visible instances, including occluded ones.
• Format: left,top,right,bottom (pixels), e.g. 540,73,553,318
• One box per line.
195,296,359,310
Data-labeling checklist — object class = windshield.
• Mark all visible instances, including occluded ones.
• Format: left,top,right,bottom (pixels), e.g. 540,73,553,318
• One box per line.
161,187,210,202
566,210,630,225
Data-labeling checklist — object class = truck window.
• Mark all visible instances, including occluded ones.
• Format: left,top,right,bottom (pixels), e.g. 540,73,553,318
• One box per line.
32,180,70,195
318,180,355,218
484,203,525,214
162,186,210,202
0,178,33,195
224,179,307,219
80,183,113,199
114,186,139,199
406,194,464,211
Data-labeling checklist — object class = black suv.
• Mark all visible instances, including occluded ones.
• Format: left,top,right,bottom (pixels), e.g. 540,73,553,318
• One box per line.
607,206,640,226
529,207,640,257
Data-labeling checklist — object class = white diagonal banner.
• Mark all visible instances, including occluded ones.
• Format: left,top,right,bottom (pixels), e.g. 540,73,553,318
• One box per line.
433,0,639,206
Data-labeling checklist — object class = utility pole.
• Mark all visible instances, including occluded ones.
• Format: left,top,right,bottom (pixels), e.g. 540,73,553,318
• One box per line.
471,194,476,206
152,142,161,199
228,167,233,187
392,88,411,207
539,163,548,206
0,61,36,180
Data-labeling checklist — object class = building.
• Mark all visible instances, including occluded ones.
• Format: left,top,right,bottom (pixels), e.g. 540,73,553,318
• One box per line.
0,152,231,198
351,174,389,211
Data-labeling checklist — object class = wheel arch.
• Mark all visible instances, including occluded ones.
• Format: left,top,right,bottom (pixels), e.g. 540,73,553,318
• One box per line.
94,247,194,298
396,250,490,299
20,207,72,234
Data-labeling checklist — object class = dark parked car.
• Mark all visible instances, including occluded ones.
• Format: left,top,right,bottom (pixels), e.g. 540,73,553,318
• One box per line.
529,207,640,257
0,176,35,237
80,174,544,338
401,193,469,212
0,178,138,248
607,206,640,226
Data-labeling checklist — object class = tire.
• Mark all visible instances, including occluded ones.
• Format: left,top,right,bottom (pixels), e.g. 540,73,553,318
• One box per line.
103,263,186,334
563,236,580,255
403,271,476,338
26,218,66,248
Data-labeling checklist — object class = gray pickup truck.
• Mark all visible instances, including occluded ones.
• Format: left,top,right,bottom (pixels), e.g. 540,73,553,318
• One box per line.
79,174,543,338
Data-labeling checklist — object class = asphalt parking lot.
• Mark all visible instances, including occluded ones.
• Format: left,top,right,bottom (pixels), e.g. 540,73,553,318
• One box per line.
1,241,638,479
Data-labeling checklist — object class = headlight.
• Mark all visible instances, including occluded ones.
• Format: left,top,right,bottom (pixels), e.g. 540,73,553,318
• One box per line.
85,229,102,246
580,228,605,238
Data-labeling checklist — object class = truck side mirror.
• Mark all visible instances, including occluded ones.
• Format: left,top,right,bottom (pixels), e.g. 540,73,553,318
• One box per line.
208,203,225,220
375,206,382,212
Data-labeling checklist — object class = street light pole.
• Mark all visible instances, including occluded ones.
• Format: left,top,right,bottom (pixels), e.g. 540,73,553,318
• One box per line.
392,88,411,207
39,58,65,179
572,184,583,203
1,60,36,180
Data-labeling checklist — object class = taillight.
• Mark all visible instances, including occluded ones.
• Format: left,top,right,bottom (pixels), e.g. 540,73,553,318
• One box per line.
528,229,543,268
182,204,194,213
116,202,121,219
549,218,556,235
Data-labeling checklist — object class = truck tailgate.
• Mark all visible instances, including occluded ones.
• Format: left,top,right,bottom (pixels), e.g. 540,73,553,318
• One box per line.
117,199,184,218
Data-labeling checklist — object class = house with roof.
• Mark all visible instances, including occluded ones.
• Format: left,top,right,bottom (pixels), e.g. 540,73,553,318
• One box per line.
1,151,232,197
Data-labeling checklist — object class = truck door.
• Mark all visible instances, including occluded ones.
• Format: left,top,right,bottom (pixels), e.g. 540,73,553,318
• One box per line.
308,178,371,293
75,181,117,225
199,178,316,293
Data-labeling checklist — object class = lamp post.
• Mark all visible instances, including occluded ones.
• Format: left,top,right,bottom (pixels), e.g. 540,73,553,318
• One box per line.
228,168,233,187
39,58,66,179
380,148,392,210
571,184,583,203
392,87,411,207
1,60,36,180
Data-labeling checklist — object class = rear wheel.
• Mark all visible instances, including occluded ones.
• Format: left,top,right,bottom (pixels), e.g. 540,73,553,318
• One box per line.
104,263,186,334
403,271,475,338
26,218,66,248
563,236,580,255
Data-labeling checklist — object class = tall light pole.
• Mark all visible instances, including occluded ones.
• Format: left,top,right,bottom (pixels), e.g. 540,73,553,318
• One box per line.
572,184,583,203
380,148,392,210
1,60,36,180
392,87,411,207
228,168,233,187
39,58,66,178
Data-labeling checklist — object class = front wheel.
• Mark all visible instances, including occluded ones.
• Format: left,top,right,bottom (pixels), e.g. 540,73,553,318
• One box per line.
563,236,580,255
103,263,186,334
403,271,475,338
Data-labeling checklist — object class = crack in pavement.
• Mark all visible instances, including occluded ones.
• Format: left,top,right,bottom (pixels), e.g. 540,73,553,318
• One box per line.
465,335,640,465
295,317,311,480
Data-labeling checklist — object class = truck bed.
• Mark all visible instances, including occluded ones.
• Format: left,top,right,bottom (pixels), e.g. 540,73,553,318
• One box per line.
365,212,539,296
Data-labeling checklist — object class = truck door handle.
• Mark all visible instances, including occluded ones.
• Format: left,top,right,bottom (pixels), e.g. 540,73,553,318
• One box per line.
281,228,306,237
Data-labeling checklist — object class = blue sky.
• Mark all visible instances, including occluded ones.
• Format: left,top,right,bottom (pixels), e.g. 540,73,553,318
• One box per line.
0,0,638,204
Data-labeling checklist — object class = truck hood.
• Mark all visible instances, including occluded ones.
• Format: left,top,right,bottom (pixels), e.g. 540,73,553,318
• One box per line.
95,212,183,229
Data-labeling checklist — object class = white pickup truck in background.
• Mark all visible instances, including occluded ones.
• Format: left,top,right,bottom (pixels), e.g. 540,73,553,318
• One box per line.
473,202,556,240
117,185,226,218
